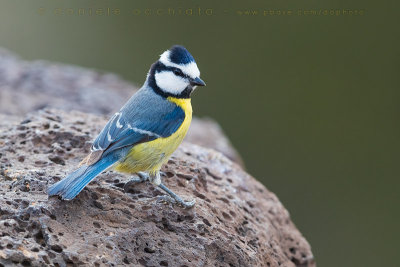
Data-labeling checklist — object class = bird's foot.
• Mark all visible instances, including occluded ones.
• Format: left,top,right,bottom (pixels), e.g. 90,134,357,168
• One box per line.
157,183,196,209
137,172,150,182
123,172,149,191
156,195,175,205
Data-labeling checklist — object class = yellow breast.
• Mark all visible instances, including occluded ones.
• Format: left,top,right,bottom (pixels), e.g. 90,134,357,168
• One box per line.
114,97,192,175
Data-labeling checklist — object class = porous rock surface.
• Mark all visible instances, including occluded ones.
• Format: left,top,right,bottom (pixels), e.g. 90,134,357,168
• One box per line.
0,48,242,165
0,47,314,266
0,109,315,267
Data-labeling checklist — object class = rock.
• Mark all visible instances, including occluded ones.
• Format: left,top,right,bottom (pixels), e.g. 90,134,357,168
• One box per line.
0,48,242,165
0,109,315,266
187,118,243,166
0,48,134,116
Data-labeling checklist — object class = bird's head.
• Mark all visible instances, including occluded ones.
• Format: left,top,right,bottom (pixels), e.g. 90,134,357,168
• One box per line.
147,45,206,98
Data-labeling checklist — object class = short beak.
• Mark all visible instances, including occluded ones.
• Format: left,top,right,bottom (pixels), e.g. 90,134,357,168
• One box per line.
191,77,206,86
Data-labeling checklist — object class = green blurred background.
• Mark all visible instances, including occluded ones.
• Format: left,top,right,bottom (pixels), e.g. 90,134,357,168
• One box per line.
0,1,398,266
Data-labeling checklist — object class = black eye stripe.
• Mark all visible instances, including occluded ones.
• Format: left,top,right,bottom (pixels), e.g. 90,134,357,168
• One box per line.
172,68,185,77
149,61,193,99
156,62,188,78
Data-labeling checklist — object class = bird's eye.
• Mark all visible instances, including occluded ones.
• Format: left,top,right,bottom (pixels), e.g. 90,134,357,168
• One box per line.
173,69,183,76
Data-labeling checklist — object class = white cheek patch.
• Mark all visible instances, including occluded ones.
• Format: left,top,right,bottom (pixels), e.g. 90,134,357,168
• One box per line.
159,51,200,79
155,71,188,95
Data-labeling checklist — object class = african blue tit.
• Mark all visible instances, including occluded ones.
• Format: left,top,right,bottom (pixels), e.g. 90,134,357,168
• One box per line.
48,45,206,208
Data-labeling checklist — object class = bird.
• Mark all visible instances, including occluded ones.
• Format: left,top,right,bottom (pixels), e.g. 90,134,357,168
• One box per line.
48,45,206,208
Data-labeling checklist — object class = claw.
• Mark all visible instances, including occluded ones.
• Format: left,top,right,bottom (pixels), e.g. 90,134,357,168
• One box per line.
156,195,196,208
180,199,196,209
156,195,175,204
125,171,196,208
157,183,196,209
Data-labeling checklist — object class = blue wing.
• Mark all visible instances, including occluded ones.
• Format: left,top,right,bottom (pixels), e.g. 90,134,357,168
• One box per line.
48,88,185,200
91,89,185,159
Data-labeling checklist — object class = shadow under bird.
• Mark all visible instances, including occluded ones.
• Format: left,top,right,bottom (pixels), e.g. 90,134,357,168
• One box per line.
48,45,206,208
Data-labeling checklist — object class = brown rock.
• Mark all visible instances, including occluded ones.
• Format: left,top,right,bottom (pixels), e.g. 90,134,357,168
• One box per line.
187,118,243,166
0,48,242,165
0,48,134,116
0,109,315,266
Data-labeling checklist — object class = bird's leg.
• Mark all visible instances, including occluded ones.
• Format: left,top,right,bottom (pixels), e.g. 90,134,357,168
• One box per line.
124,172,149,190
137,172,150,182
148,171,161,186
150,171,196,208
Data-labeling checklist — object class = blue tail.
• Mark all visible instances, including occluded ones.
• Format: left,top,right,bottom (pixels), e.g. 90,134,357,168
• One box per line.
48,156,117,200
